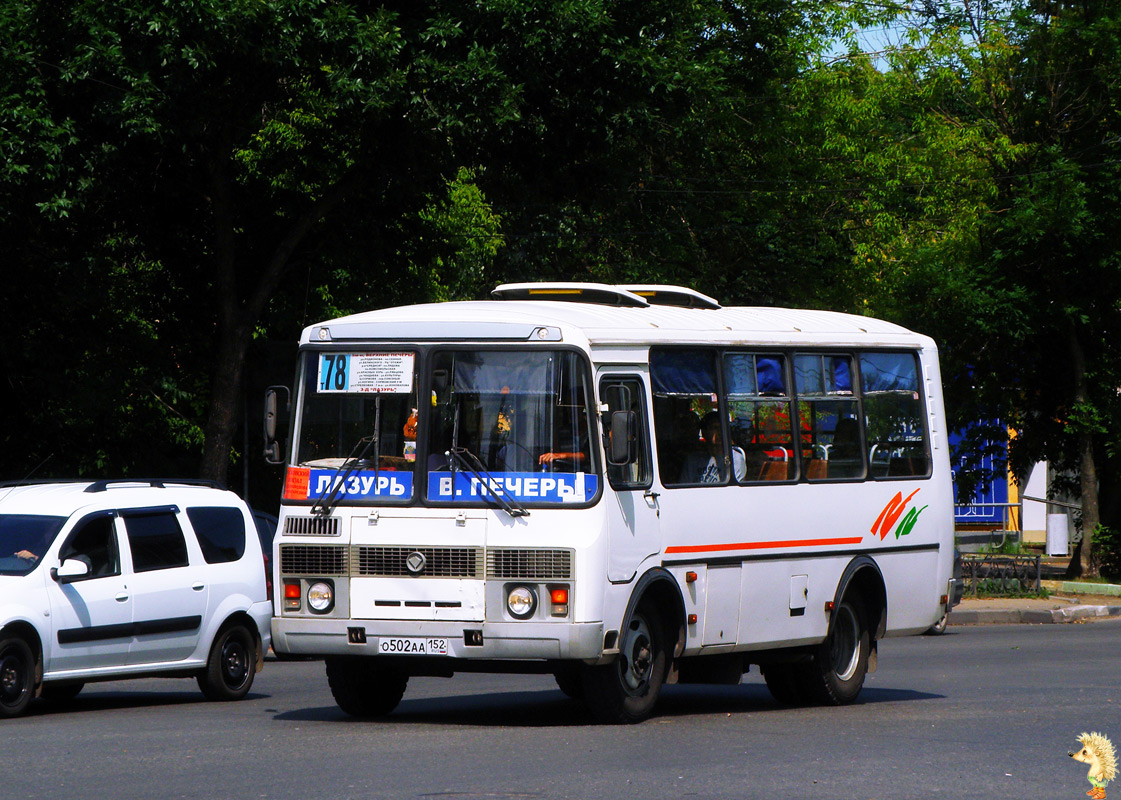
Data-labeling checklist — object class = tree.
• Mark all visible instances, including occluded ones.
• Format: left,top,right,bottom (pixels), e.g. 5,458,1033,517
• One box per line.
2,1,828,493
781,1,1121,575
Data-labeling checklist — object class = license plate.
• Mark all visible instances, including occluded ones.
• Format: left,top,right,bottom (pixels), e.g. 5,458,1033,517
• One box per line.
374,637,449,655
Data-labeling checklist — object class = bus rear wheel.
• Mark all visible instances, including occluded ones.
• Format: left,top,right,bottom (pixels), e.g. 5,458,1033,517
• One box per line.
802,596,871,705
581,602,667,724
326,657,408,718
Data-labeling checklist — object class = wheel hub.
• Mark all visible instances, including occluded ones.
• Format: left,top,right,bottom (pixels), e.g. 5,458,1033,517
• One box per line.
222,642,248,685
621,617,653,692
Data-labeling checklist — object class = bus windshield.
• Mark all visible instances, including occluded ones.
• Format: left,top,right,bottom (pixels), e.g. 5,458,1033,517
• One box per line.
290,348,596,507
427,349,595,505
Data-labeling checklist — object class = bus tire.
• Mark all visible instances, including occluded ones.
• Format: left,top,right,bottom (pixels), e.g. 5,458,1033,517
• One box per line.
553,665,584,700
326,657,408,718
761,664,807,706
581,601,667,724
0,635,35,718
803,595,870,705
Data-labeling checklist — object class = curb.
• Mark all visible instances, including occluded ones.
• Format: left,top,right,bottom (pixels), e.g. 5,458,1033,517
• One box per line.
949,605,1121,625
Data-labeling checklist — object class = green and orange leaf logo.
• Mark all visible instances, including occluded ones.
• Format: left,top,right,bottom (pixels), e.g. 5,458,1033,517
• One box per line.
871,489,928,540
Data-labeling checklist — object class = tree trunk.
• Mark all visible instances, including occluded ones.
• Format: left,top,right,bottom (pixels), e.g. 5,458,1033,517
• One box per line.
199,328,250,484
195,160,362,486
1069,325,1100,578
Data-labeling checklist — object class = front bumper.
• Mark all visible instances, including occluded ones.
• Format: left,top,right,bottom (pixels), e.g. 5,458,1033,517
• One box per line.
271,616,605,661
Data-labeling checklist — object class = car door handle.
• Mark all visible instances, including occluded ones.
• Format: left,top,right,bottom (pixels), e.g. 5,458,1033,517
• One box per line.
115,592,129,603
192,583,205,591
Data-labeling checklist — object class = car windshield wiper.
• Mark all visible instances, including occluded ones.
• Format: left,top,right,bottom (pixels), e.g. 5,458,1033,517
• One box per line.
446,446,530,518
312,397,383,517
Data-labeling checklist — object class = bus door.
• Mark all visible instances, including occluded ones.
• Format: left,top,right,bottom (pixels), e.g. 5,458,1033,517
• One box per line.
598,373,660,582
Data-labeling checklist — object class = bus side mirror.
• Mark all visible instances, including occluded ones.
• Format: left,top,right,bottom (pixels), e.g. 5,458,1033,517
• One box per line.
264,386,290,465
608,410,636,465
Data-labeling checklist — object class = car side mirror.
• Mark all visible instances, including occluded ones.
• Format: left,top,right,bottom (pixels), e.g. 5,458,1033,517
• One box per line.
51,558,90,584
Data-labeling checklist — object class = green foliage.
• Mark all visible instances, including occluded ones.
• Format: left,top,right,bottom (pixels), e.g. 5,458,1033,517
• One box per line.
1095,525,1121,580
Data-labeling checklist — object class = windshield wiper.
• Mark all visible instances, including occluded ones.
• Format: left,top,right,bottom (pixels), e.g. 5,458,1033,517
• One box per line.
446,446,530,518
311,434,379,517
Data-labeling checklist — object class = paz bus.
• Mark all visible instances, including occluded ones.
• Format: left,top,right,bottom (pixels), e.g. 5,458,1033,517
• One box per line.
263,282,956,723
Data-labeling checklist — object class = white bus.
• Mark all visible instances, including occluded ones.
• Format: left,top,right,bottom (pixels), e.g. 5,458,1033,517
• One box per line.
264,282,956,723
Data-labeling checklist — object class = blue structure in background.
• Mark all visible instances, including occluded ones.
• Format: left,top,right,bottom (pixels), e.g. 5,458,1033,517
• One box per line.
949,427,1009,527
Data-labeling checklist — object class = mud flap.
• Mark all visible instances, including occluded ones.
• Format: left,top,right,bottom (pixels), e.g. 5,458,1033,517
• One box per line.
867,640,878,674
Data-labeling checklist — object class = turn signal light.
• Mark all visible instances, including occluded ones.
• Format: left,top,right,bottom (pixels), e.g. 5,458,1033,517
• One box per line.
548,584,570,617
284,580,301,611
685,571,698,584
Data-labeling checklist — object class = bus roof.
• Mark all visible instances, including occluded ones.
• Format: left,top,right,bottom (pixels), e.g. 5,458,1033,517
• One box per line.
300,285,932,351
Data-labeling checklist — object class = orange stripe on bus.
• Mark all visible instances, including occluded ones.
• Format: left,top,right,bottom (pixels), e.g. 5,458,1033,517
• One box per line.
665,536,865,555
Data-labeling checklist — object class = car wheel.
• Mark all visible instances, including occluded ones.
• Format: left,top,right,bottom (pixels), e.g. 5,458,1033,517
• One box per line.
581,602,668,724
198,624,256,701
0,636,35,719
325,657,409,718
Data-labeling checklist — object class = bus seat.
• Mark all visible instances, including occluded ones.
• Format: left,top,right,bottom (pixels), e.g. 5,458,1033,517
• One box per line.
758,460,788,482
806,459,827,481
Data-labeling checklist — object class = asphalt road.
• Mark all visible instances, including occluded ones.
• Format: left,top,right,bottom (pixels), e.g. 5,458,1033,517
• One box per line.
7,619,1119,800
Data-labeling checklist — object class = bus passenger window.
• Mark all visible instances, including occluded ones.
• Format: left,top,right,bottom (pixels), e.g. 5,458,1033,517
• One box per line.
795,354,864,480
724,353,795,482
651,349,726,486
860,352,930,479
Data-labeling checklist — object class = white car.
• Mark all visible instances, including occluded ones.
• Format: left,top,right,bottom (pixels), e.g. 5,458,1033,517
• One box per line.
0,479,272,718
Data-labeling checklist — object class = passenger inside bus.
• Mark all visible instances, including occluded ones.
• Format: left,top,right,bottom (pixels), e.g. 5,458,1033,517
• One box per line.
655,402,701,483
679,412,747,483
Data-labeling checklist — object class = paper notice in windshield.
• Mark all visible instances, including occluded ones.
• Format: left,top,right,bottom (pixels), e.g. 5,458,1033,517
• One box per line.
317,352,414,393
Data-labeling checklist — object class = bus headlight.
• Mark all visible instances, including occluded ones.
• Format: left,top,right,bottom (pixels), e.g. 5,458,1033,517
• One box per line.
307,581,334,613
506,585,537,620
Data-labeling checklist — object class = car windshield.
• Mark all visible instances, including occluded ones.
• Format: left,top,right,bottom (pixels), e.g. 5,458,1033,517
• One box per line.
0,514,67,576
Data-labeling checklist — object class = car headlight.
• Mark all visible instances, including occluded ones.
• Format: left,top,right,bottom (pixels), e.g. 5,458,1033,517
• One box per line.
506,585,537,620
307,581,334,613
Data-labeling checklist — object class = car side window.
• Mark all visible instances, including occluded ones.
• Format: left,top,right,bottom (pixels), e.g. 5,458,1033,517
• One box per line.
58,513,120,579
123,510,189,572
187,507,246,564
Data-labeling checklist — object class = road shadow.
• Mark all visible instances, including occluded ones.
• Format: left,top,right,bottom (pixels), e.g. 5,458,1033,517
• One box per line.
273,681,942,727
21,687,270,718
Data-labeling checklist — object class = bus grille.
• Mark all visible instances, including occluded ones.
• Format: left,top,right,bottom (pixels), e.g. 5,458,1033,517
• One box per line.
279,544,349,576
283,516,340,536
355,546,484,579
487,548,573,580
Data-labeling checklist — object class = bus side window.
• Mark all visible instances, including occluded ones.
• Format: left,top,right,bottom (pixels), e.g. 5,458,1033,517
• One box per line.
651,349,723,486
860,352,931,479
724,352,795,483
600,378,652,489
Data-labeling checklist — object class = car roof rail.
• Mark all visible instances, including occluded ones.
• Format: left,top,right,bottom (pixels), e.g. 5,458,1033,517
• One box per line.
83,478,228,493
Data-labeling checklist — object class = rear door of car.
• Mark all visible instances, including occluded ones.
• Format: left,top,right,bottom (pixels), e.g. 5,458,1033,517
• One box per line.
120,505,209,666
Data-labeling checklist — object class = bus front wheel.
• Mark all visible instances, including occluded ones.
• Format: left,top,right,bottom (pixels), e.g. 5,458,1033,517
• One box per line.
326,657,408,718
581,602,668,724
